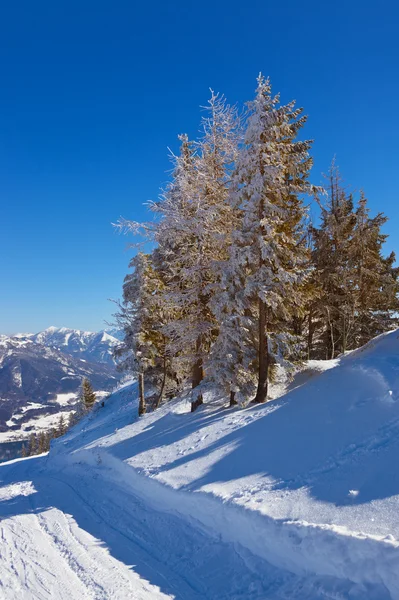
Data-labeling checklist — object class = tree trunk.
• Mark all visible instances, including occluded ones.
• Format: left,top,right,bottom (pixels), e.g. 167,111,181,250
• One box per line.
252,299,269,403
191,338,204,412
155,350,167,410
229,390,238,407
138,371,146,416
307,308,314,360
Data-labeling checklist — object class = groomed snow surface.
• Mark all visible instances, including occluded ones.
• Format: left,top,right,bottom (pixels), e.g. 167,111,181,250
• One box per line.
2,330,399,598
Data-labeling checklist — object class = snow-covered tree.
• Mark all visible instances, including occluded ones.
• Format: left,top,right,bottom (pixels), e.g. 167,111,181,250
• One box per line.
114,251,178,414
350,193,399,346
114,252,153,416
151,93,242,410
311,161,356,357
310,162,398,358
216,75,316,404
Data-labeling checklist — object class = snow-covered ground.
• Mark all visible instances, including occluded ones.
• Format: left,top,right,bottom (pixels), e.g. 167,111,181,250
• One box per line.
1,391,110,444
1,330,399,598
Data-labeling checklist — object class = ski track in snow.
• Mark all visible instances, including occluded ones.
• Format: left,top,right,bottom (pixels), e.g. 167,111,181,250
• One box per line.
0,456,384,600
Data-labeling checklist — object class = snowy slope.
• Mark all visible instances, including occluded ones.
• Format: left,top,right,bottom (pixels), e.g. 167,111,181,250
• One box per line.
1,330,399,598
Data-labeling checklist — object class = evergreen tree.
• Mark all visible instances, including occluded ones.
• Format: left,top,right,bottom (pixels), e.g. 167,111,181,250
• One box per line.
153,93,241,411
27,433,37,456
57,414,67,437
37,432,46,454
350,193,399,345
311,162,398,357
44,430,52,452
220,75,315,403
82,378,96,412
68,411,76,429
114,252,168,416
311,161,356,357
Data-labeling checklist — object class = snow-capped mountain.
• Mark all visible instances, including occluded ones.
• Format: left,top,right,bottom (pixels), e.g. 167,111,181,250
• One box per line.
0,328,122,454
29,326,119,365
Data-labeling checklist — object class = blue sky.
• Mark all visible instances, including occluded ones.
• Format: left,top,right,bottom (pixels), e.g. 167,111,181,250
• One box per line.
1,0,398,334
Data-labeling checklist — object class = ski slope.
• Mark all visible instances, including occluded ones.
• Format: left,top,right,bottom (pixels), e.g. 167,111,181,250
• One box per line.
0,455,358,599
2,330,399,598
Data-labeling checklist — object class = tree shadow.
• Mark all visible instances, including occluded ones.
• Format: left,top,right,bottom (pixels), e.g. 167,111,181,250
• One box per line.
0,454,315,600
106,358,399,508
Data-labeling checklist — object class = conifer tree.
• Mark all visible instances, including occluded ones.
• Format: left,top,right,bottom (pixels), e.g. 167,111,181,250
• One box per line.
57,414,67,437
114,252,171,416
82,378,96,412
350,193,399,345
37,432,46,454
311,162,356,357
68,411,76,430
27,433,37,456
311,162,398,357
153,93,241,411
220,75,315,403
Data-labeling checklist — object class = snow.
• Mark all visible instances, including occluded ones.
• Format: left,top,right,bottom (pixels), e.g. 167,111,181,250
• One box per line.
52,393,77,406
6,403,46,426
0,412,71,443
1,329,399,597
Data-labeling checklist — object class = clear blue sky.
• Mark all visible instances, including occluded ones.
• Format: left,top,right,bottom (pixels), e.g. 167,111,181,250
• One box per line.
1,0,398,334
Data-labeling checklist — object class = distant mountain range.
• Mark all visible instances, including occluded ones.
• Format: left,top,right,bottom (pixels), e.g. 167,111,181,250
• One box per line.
0,327,123,456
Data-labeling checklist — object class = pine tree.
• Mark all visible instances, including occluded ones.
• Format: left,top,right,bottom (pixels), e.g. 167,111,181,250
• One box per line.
82,378,96,412
220,75,315,404
350,192,399,345
311,161,356,357
57,414,67,437
311,162,398,357
37,432,46,454
114,252,170,416
153,93,241,411
27,433,37,456
44,430,52,452
68,411,76,429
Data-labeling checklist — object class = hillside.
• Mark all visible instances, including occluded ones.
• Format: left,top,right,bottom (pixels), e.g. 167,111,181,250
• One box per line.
1,330,399,598
0,328,120,456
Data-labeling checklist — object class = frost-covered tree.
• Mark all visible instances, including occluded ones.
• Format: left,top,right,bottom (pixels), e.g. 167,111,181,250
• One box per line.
208,266,257,405
218,75,316,404
152,93,242,411
310,162,398,358
350,193,399,346
311,161,356,357
114,253,153,416
114,251,177,414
